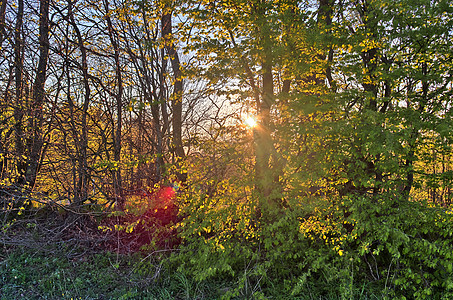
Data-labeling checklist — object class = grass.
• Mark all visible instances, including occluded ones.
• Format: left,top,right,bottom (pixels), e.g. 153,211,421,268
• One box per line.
2,246,140,299
0,244,390,300
0,241,245,300
0,245,388,300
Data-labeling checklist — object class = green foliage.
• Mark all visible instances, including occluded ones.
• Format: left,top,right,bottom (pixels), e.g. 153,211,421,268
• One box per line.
176,145,453,299
352,197,453,299
2,0,453,298
171,0,453,298
298,194,453,299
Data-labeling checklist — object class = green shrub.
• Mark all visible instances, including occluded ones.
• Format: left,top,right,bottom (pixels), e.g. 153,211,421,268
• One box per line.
175,179,453,299
300,194,453,299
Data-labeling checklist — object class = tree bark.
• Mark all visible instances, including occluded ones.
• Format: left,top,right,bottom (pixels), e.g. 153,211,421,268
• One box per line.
0,0,7,47
14,0,25,184
162,2,185,181
68,0,90,205
318,0,335,90
121,7,167,184
252,1,283,220
104,0,124,208
26,0,50,188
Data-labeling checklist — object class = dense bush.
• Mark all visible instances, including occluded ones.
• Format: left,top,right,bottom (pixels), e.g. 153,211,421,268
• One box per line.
173,185,453,299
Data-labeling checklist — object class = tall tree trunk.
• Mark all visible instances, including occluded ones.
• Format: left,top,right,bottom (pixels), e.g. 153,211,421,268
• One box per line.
69,0,90,205
152,45,166,182
104,0,124,208
26,0,50,188
62,20,81,205
253,1,283,220
318,0,335,90
0,0,7,47
141,7,166,183
14,0,25,185
122,7,166,184
162,2,185,181
403,63,428,199
358,0,379,111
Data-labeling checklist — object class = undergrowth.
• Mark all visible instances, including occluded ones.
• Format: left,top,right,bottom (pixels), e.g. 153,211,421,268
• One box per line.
0,244,389,300
0,245,223,300
2,192,453,299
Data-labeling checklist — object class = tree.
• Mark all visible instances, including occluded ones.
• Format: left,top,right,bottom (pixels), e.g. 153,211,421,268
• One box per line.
26,0,50,188
103,0,124,207
182,0,307,220
13,0,25,185
162,0,186,182
119,0,170,186
324,0,453,202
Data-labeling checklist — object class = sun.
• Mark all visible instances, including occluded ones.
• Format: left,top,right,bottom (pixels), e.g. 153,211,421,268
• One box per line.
244,116,258,128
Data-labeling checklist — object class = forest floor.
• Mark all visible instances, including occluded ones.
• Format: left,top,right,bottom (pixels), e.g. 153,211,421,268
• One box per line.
0,208,224,300
0,208,385,300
